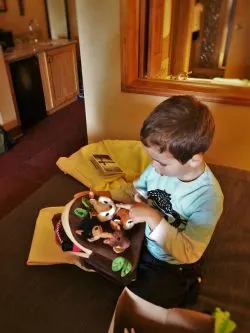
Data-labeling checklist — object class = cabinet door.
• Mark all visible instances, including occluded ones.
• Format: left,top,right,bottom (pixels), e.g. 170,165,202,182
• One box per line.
46,44,79,108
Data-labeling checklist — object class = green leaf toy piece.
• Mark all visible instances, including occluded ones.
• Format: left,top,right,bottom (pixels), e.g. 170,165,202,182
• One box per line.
112,257,125,272
213,307,237,333
74,207,89,218
121,260,132,277
112,257,132,277
81,197,92,210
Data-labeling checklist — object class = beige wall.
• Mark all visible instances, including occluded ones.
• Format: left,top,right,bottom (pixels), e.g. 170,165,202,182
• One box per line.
76,0,250,171
0,0,48,41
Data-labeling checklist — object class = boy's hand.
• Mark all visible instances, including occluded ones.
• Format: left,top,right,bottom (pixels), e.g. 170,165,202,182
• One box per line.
116,202,162,230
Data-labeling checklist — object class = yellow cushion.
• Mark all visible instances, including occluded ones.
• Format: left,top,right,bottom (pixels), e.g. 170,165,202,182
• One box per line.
56,140,151,191
27,207,78,266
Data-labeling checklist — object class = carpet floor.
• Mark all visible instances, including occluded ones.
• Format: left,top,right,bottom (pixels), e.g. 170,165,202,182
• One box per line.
0,100,88,219
0,172,122,333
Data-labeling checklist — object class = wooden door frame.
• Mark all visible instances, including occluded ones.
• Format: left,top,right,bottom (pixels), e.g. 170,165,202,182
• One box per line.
168,0,194,76
120,0,250,106
147,0,165,77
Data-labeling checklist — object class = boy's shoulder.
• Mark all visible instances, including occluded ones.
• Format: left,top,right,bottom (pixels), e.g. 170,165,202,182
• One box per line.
200,164,223,196
172,164,223,204
138,163,223,199
179,165,223,217
184,164,224,212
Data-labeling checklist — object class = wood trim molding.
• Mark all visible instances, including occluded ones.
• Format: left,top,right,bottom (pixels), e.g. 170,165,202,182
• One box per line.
44,0,52,39
46,97,78,115
38,52,54,111
71,44,80,95
120,0,140,87
123,78,250,106
120,0,250,106
3,119,19,131
138,0,147,78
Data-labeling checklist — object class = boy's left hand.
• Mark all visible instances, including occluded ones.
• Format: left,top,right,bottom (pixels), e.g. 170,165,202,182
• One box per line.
116,202,162,230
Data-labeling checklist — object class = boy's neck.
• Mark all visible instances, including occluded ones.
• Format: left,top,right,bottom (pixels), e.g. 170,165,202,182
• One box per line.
178,161,206,182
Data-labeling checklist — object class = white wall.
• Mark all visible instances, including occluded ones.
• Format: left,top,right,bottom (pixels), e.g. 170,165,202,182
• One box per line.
76,0,162,140
76,0,250,171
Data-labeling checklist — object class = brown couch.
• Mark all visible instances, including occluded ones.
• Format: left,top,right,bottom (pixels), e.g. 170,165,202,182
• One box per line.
0,164,249,332
192,164,250,332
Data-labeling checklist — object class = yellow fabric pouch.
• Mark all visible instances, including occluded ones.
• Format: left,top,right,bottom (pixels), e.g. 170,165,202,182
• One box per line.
27,207,78,266
56,140,151,191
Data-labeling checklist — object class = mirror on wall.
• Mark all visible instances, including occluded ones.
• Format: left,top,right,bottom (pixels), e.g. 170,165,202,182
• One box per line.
44,0,70,40
141,0,250,87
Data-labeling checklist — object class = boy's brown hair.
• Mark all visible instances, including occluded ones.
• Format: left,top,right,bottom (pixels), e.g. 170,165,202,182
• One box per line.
140,95,215,164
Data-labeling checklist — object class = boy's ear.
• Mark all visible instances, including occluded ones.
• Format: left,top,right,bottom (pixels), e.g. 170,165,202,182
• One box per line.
189,153,204,168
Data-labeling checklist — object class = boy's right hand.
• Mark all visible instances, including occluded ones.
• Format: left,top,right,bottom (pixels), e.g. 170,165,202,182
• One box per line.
116,202,162,230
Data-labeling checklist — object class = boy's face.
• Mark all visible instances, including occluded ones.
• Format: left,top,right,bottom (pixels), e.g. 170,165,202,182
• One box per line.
144,145,193,178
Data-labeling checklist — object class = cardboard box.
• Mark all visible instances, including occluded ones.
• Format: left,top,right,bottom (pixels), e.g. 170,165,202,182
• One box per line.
108,288,215,333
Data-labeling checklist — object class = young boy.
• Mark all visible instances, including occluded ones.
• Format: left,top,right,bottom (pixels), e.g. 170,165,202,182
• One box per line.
118,95,223,308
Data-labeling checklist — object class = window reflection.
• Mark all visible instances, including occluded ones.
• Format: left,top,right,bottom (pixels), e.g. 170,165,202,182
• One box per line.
142,0,250,86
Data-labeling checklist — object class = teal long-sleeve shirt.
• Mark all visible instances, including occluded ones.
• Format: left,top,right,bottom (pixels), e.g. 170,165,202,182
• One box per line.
134,164,224,264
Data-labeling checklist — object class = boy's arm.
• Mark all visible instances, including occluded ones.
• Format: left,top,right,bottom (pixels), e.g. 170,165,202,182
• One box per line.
149,195,223,264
